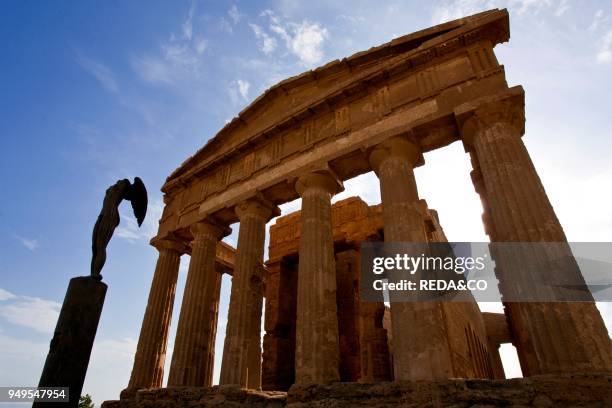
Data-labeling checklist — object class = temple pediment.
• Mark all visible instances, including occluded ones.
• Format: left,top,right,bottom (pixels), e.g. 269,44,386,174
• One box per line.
164,9,509,191
156,8,515,241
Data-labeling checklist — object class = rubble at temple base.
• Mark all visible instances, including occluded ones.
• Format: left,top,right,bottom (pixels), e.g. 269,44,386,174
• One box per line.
102,373,612,408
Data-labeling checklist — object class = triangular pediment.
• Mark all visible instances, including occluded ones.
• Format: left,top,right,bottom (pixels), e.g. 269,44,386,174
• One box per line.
164,9,509,190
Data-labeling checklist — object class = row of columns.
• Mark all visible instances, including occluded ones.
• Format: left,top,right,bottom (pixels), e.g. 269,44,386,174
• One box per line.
124,97,611,395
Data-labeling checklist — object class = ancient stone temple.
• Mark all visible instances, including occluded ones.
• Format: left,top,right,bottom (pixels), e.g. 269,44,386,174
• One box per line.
104,9,612,407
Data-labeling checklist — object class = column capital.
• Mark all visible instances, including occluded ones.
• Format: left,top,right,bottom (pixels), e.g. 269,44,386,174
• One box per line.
235,197,280,221
456,91,525,149
369,137,423,174
151,237,189,254
295,170,344,197
190,219,231,242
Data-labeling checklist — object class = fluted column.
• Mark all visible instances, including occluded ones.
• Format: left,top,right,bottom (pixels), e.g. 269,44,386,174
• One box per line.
122,238,185,397
220,198,277,387
246,267,264,388
204,268,223,387
370,137,454,380
167,220,230,386
294,171,343,385
460,94,612,375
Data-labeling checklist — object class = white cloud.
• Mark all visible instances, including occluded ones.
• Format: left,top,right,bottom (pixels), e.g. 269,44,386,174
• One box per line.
116,199,163,243
431,0,571,24
597,29,612,63
237,79,250,99
76,55,119,93
0,288,16,302
250,23,277,54
195,38,208,55
82,337,137,405
182,2,195,40
589,9,610,32
0,332,49,386
228,5,241,25
131,55,174,85
554,0,569,17
287,21,329,65
15,235,39,251
260,11,329,66
131,4,207,86
0,292,61,333
228,79,251,104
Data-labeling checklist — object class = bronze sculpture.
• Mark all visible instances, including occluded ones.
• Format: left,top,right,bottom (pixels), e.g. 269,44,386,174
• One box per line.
91,177,148,279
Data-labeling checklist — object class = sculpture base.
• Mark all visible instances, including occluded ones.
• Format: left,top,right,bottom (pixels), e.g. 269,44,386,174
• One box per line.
36,276,107,408
102,373,611,407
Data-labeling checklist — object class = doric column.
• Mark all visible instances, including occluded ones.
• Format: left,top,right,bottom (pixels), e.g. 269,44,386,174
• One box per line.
167,220,230,386
122,238,185,397
220,198,278,387
369,137,454,381
204,268,223,387
294,171,343,385
459,93,612,375
246,267,264,388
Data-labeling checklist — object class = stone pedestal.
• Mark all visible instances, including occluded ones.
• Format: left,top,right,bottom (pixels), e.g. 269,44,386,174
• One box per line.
220,198,277,387
460,96,612,375
123,239,184,397
294,171,343,385
36,276,107,408
167,220,229,386
370,137,454,381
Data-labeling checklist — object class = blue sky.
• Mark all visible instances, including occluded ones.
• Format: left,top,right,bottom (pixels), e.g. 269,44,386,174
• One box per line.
1,0,612,405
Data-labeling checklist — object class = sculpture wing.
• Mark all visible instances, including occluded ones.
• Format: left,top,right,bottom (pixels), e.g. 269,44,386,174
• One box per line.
130,177,148,227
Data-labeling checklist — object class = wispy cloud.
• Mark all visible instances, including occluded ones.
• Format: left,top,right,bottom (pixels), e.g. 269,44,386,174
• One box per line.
589,9,610,32
431,0,572,24
250,23,277,54
0,289,61,333
228,5,241,25
254,10,328,66
76,55,119,93
228,79,251,105
182,2,195,40
0,289,16,302
15,235,39,251
597,29,612,63
131,4,208,87
115,199,163,243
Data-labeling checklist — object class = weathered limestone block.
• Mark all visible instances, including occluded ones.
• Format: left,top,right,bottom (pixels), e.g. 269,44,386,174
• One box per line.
358,302,392,382
221,198,278,387
369,137,454,381
168,220,230,386
294,171,343,385
335,250,362,382
123,239,185,397
459,94,612,375
262,260,298,391
104,374,612,407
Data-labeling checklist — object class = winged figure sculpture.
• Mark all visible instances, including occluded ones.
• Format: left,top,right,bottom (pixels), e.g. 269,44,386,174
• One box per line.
91,177,148,279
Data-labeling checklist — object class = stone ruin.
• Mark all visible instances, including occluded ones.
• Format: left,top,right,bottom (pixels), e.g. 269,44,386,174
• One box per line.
103,9,612,407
